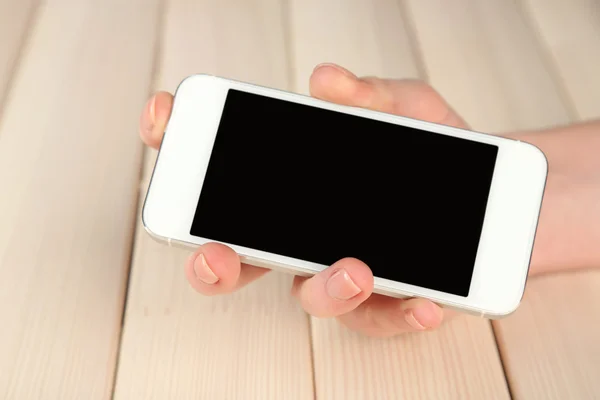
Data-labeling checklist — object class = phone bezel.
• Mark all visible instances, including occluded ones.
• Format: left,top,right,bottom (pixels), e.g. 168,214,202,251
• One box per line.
142,74,547,318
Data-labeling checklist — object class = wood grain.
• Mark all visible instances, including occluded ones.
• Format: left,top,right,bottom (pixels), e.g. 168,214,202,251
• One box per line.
289,1,510,399
113,1,314,399
519,0,600,120
0,1,160,398
312,316,510,400
494,271,600,399
288,0,420,85
404,0,570,133
0,0,38,107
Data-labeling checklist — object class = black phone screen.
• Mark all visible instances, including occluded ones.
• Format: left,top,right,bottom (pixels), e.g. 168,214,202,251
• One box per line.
190,89,498,296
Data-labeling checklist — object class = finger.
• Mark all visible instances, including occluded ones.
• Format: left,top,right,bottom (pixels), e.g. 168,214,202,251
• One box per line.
336,294,445,337
184,242,270,295
309,63,395,113
309,63,467,129
139,91,174,149
291,258,374,318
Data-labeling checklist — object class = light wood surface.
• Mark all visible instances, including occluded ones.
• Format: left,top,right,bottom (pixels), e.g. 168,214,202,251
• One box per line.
0,0,37,106
519,0,600,121
495,271,600,400
0,1,160,398
288,0,420,84
310,317,511,400
113,1,314,398
0,0,598,399
404,0,571,133
113,192,313,400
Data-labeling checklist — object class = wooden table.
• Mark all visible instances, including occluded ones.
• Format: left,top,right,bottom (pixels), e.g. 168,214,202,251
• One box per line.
1,1,599,399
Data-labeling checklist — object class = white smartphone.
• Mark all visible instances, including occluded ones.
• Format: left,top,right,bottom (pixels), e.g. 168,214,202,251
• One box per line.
143,74,547,318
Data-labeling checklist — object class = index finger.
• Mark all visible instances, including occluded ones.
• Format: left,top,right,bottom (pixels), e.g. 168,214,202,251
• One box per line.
139,91,174,149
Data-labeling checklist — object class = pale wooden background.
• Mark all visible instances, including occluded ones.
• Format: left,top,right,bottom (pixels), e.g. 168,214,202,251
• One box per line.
0,1,599,399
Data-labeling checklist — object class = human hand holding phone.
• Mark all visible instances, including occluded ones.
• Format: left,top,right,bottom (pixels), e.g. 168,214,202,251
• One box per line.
139,63,599,337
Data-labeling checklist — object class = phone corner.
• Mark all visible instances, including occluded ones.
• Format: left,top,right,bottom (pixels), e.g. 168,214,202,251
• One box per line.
140,201,168,246
176,73,220,93
140,215,158,242
143,226,169,247
519,140,549,176
482,295,524,320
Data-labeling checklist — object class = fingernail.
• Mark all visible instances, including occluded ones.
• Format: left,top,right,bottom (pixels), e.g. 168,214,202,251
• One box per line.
141,96,156,135
149,95,156,126
313,63,356,78
326,269,361,300
193,253,219,284
404,309,427,330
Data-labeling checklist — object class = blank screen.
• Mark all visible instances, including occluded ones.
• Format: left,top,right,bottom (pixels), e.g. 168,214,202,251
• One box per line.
190,89,498,296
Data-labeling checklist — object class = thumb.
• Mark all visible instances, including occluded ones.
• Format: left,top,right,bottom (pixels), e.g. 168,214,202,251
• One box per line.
309,63,467,129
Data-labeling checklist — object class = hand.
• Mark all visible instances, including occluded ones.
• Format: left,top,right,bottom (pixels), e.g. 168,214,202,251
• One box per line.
139,63,464,337
139,63,600,337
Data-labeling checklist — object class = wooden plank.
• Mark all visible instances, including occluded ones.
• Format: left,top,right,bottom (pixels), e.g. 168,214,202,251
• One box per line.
494,271,600,399
404,0,571,133
113,1,314,399
0,0,37,107
518,0,600,120
312,317,509,400
491,1,600,398
289,0,420,85
289,1,510,399
0,1,160,398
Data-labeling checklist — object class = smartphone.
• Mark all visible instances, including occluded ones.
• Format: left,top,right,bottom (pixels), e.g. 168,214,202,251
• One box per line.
142,74,547,318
